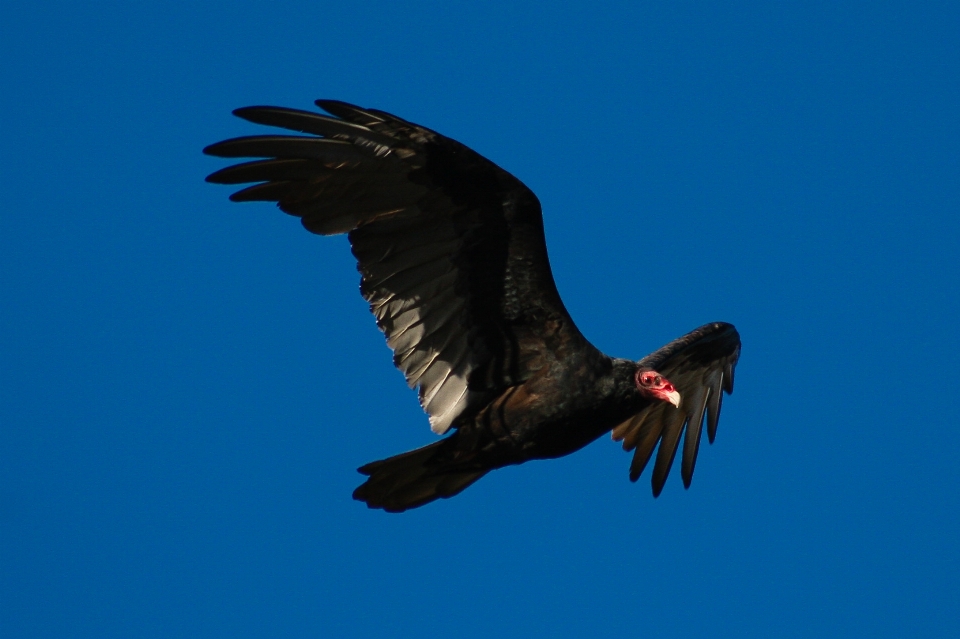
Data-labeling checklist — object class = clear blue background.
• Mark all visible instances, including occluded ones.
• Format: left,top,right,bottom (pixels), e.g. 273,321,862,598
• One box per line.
2,2,958,637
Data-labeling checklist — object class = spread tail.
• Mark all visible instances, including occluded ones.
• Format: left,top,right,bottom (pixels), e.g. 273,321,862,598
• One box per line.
352,440,488,512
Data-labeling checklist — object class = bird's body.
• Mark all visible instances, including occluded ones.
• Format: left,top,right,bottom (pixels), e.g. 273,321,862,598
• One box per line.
205,100,741,512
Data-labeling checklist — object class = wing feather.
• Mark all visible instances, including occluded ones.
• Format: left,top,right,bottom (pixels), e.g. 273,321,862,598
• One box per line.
232,106,401,151
385,297,462,352
204,136,374,165
706,383,723,444
723,363,735,393
314,99,390,126
405,339,453,387
652,408,688,497
370,271,458,322
680,384,710,488
207,158,336,184
628,407,668,482
421,353,462,407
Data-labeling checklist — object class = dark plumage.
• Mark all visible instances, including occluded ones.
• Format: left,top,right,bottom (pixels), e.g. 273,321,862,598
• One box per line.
205,100,741,512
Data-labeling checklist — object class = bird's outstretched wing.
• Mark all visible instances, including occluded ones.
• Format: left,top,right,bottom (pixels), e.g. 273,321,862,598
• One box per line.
204,100,584,434
611,322,741,496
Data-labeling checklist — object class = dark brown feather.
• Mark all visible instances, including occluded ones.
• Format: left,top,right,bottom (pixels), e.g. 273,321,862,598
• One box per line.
681,386,709,488
233,106,400,150
652,408,687,497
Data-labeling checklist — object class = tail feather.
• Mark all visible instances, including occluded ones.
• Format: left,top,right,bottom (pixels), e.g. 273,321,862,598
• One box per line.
353,440,488,512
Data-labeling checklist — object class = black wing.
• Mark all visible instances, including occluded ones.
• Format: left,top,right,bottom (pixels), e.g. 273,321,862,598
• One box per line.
204,100,584,434
611,322,741,496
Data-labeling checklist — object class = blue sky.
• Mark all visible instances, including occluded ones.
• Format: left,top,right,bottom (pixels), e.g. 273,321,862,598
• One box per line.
2,2,959,637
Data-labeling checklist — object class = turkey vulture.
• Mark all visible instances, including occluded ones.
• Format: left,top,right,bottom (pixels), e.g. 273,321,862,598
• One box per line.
204,100,741,512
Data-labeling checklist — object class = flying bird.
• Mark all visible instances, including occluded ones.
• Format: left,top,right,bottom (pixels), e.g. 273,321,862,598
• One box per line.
204,100,741,512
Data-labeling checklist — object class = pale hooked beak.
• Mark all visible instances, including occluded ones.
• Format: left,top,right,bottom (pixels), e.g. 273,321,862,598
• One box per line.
664,389,681,408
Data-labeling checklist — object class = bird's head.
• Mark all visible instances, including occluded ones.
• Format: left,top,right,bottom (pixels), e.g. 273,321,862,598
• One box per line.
635,369,681,408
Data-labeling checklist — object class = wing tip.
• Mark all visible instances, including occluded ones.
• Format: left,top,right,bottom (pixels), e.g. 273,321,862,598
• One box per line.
651,479,665,498
201,141,224,157
232,105,262,120
314,98,351,112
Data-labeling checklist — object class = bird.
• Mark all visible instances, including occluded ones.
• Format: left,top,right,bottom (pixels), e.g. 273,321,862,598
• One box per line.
204,99,741,512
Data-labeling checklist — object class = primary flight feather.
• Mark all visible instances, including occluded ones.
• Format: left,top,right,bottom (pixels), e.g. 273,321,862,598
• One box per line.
205,99,741,512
